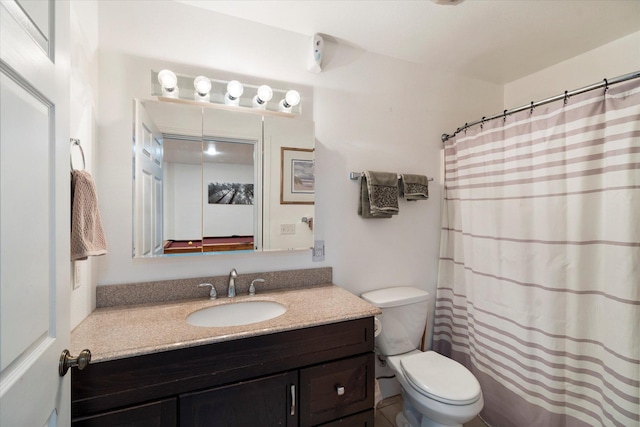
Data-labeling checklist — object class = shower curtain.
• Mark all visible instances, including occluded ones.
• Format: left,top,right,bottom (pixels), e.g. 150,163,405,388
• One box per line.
433,79,640,427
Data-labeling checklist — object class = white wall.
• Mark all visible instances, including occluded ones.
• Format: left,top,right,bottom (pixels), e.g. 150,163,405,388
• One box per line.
93,0,503,315
203,162,254,237
163,162,201,240
505,31,640,107
92,2,502,332
69,0,99,329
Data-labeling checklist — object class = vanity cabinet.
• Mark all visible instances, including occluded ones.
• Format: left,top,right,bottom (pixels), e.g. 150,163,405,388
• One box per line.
181,371,298,426
71,317,375,427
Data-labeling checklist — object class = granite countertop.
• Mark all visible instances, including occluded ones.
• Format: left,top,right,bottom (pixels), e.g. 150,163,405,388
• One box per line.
71,284,380,363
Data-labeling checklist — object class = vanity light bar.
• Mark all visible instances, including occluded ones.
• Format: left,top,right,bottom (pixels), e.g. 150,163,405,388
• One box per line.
151,70,302,115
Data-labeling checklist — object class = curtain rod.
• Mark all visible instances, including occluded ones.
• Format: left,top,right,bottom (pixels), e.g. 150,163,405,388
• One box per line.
441,70,640,143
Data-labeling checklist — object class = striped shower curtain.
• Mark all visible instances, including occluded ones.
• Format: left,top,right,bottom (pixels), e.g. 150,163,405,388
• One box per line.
433,79,639,426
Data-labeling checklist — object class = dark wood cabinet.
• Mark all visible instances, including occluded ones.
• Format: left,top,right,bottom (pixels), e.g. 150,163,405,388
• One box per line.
72,317,375,427
72,398,177,427
181,371,298,426
300,354,375,426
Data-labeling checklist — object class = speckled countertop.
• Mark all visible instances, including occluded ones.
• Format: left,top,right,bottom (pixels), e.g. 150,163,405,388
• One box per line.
71,284,380,363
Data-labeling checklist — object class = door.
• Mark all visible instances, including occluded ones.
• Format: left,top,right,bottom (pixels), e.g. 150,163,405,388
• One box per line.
180,371,299,426
0,0,70,425
133,100,164,257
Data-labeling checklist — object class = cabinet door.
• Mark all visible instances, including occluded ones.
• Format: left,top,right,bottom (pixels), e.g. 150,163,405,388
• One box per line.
316,409,375,427
299,354,375,426
180,371,298,427
72,398,176,427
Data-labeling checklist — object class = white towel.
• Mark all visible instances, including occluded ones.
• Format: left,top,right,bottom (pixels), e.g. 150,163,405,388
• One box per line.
71,170,107,261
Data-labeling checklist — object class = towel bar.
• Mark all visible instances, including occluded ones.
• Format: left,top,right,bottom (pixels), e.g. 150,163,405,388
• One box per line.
349,172,433,181
70,138,86,171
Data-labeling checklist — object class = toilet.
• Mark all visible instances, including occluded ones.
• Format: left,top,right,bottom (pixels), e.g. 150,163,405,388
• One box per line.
361,287,483,427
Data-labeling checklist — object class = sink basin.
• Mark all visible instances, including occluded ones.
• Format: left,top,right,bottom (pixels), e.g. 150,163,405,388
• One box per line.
186,300,286,327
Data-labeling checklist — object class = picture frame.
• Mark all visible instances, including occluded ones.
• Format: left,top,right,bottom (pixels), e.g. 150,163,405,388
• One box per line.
280,147,314,204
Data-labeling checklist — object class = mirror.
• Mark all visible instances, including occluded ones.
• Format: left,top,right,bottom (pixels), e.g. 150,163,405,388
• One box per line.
132,99,314,257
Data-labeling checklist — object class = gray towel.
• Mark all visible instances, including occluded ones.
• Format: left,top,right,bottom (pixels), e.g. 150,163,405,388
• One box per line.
71,170,108,261
358,171,399,218
400,174,429,201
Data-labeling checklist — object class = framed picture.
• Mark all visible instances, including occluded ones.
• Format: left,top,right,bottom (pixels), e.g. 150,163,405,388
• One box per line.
208,182,254,205
280,147,314,204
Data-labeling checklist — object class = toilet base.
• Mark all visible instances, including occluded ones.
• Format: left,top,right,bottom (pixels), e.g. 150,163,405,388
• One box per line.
400,390,465,427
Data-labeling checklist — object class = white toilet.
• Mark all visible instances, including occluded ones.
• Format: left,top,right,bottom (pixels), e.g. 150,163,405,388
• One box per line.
361,287,483,427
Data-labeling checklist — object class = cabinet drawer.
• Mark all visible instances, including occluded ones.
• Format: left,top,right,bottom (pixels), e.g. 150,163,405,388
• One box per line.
299,353,375,426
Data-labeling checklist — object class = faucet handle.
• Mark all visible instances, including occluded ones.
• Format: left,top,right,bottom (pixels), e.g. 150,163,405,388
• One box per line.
199,283,217,300
249,279,265,296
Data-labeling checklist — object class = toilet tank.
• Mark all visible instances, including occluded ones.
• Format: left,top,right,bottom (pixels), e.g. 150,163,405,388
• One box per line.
361,287,429,356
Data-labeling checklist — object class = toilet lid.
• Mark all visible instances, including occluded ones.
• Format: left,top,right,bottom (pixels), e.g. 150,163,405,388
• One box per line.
400,351,481,405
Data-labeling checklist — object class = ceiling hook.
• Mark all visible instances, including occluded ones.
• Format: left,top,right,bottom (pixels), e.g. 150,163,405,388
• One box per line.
563,90,570,105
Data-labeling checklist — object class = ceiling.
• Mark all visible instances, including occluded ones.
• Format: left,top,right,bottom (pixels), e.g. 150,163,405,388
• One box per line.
176,0,640,84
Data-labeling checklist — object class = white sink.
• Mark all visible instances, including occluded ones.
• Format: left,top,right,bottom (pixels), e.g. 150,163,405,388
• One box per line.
186,300,286,327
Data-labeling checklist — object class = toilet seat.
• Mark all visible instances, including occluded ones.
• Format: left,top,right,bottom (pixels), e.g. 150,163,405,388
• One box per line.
400,351,481,406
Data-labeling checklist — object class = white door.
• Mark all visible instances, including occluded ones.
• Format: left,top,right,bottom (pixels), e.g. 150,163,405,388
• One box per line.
0,0,71,425
133,100,164,257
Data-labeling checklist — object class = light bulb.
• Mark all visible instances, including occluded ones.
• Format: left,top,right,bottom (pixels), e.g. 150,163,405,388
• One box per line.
193,76,211,102
194,76,211,96
257,85,273,103
285,90,301,107
158,69,179,98
278,90,301,112
252,85,273,109
225,80,244,106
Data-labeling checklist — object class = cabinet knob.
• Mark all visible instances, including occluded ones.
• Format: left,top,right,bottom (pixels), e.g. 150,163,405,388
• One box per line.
336,385,345,396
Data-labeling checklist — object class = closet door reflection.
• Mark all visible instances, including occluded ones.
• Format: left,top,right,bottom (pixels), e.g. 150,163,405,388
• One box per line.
136,100,204,256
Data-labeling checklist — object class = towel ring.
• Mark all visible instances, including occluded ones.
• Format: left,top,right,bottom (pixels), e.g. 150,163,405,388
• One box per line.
70,138,85,171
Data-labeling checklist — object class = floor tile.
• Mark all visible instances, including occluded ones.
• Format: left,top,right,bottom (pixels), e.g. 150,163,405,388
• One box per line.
464,416,488,427
375,410,394,427
378,401,402,425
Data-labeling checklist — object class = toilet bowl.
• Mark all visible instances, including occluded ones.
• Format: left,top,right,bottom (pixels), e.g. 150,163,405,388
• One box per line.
387,350,483,427
361,287,483,427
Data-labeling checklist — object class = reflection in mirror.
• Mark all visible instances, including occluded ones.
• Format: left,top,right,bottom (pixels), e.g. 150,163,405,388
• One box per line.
263,116,315,251
133,98,314,258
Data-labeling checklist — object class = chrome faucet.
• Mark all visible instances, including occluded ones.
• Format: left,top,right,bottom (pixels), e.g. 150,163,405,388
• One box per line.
199,283,217,300
228,268,238,297
249,278,265,296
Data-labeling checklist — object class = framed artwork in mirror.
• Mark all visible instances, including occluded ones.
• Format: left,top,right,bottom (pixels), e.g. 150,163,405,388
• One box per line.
280,147,314,204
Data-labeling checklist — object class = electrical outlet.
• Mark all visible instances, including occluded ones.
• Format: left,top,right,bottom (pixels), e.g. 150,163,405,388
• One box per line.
73,262,81,289
280,224,296,235
312,240,325,262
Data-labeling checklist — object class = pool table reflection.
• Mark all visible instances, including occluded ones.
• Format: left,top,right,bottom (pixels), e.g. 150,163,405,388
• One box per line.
163,236,254,254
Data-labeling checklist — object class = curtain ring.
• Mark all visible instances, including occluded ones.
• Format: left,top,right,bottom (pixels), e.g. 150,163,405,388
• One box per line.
563,90,569,105
480,116,485,129
530,101,535,114
603,78,609,93
464,123,468,134
503,110,508,122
